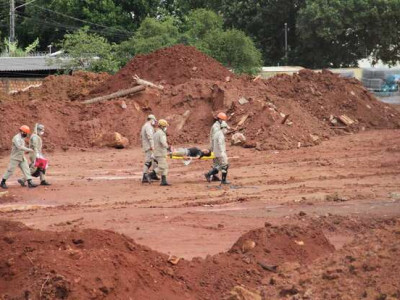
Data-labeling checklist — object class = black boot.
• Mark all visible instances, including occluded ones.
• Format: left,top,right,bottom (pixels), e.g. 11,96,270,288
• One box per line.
27,179,38,188
150,170,160,180
221,171,230,185
0,179,7,189
40,180,51,186
204,168,218,182
160,175,171,186
212,174,221,182
18,179,26,187
142,173,151,183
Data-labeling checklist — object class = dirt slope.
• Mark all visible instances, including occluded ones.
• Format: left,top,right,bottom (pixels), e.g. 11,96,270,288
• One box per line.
0,45,399,153
0,220,334,299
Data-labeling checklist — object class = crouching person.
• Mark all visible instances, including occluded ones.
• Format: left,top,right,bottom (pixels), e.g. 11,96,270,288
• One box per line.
18,123,51,187
1,125,38,189
205,121,230,184
153,119,171,186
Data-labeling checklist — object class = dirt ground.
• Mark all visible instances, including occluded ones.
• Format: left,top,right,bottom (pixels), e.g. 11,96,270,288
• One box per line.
1,129,400,299
1,129,399,256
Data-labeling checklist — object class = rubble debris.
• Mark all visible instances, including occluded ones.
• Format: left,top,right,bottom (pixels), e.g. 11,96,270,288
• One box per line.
93,132,129,149
82,85,146,104
257,262,278,273
281,114,290,125
325,192,348,202
237,115,249,127
241,239,256,253
238,97,249,105
1,45,399,152
132,74,164,90
338,114,355,126
167,255,181,265
231,132,247,146
228,285,262,300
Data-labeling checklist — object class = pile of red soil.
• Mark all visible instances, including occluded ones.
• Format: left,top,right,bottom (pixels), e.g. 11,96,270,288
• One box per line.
0,45,399,153
259,217,400,299
0,220,334,299
91,44,233,94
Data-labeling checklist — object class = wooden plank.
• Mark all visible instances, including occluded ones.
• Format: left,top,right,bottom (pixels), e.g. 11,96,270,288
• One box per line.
82,85,146,104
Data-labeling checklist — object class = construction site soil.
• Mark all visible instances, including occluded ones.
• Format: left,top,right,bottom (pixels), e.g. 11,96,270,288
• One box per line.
1,45,400,299
1,44,399,153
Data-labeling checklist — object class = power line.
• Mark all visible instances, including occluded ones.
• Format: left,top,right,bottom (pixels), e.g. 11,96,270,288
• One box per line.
15,12,132,39
30,4,134,35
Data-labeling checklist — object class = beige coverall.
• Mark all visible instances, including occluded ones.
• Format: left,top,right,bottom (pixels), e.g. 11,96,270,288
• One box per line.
20,132,46,183
209,121,221,149
153,129,169,176
2,133,33,181
212,129,229,172
141,121,155,173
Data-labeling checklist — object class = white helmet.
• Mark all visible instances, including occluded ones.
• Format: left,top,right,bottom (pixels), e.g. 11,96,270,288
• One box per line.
147,114,156,121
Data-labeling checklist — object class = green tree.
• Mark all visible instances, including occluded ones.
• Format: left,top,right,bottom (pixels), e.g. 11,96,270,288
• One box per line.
202,29,262,74
221,0,306,66
183,8,223,45
131,9,262,74
296,0,400,68
16,0,135,50
133,17,181,54
3,38,39,57
58,27,119,73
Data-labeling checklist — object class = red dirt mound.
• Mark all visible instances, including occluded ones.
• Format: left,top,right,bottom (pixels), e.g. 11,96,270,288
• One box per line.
258,218,400,299
1,45,399,153
0,219,192,300
11,71,110,102
0,220,334,299
90,44,234,95
229,223,335,264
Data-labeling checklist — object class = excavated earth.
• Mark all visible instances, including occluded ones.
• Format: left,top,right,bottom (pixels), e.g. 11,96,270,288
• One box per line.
0,44,399,153
1,45,400,299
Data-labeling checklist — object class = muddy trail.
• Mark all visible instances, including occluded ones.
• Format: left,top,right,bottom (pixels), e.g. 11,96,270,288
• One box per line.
1,45,399,154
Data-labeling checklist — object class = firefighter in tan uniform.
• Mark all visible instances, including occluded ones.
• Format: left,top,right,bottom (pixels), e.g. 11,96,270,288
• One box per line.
153,119,171,186
205,121,230,184
207,112,228,181
140,114,158,183
1,125,38,189
18,123,51,186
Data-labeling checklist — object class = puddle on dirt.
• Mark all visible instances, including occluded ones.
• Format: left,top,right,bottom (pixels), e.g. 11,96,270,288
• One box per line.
0,203,53,212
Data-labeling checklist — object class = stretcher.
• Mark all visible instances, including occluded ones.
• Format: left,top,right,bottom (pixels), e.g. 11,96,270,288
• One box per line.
170,152,215,160
169,152,215,166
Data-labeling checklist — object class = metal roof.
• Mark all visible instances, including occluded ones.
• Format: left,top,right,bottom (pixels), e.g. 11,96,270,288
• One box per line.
0,56,68,72
261,66,304,72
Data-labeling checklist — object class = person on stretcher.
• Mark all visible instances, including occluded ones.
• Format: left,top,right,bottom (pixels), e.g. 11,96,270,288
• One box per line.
169,147,213,159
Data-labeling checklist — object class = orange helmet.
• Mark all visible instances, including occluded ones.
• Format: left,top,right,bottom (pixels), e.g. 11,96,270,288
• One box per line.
19,125,31,134
217,112,228,120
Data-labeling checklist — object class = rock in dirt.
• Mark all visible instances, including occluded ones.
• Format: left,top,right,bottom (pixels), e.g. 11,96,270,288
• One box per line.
241,239,256,253
238,97,249,105
231,132,247,146
93,132,129,149
227,285,262,300
168,255,181,265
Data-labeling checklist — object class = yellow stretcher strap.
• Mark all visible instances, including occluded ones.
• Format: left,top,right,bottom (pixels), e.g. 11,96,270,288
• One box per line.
170,152,215,160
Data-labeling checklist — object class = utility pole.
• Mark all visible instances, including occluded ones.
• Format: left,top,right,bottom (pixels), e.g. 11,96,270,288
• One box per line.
284,22,288,63
9,0,37,44
9,0,15,43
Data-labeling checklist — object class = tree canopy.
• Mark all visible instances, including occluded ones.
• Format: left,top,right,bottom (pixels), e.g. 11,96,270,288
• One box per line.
0,0,399,69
